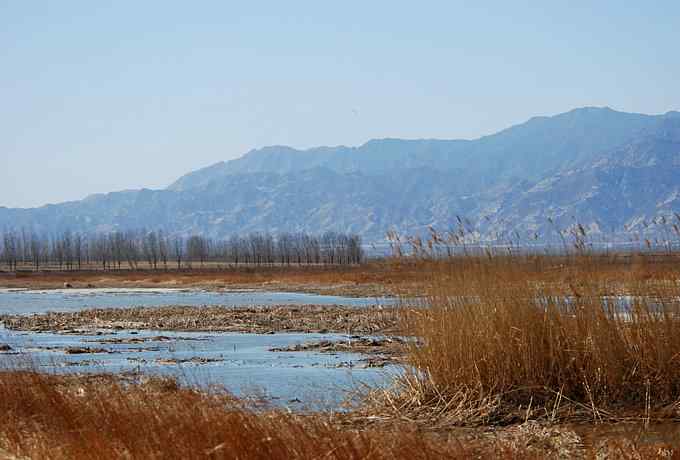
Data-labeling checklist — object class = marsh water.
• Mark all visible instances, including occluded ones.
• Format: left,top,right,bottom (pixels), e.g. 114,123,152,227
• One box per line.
0,288,393,315
0,288,398,409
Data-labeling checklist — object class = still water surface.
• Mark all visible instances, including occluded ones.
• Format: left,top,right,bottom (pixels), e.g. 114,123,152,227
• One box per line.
0,288,393,315
0,288,398,409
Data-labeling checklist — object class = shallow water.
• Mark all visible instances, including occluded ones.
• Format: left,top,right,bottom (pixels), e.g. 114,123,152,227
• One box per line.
0,288,399,409
0,326,398,409
0,288,393,315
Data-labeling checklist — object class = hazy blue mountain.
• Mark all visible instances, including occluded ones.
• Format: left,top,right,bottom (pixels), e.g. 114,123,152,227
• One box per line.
0,168,475,242
487,111,680,239
169,107,662,191
2,107,680,244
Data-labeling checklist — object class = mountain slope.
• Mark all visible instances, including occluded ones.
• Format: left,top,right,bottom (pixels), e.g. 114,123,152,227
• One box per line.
2,107,680,243
487,111,680,238
169,107,663,192
0,168,478,241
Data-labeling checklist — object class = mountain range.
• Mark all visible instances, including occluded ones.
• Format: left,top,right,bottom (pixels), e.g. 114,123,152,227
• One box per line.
2,107,680,244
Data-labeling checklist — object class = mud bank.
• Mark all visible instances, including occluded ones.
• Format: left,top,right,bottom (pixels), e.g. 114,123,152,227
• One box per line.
1,305,400,335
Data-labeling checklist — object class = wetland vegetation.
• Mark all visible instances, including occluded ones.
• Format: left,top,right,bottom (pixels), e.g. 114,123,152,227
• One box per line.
4,243,680,458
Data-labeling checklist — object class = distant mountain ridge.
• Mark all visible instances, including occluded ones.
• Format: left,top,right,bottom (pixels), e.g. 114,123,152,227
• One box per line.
169,107,665,191
2,107,680,244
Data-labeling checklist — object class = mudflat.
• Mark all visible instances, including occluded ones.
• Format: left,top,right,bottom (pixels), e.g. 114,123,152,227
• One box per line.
0,304,400,335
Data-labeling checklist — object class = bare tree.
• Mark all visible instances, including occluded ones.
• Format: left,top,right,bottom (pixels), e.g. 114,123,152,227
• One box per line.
171,236,184,269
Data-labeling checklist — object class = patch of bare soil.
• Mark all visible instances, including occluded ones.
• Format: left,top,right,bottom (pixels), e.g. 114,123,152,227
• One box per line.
270,336,407,367
1,305,400,335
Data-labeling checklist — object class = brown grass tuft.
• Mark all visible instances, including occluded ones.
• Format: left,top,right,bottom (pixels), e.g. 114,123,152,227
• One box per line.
0,370,524,459
389,254,680,425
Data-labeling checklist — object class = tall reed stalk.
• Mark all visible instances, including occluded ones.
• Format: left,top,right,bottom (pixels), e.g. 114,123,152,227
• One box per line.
397,254,680,423
0,371,476,459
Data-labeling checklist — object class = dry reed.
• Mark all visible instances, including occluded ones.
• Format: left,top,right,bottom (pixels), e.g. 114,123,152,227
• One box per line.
0,370,541,459
385,253,680,426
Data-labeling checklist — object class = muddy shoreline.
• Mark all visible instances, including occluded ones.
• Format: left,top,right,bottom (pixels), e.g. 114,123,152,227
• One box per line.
2,281,391,298
0,304,401,335
269,336,407,367
0,265,417,297
1,305,407,369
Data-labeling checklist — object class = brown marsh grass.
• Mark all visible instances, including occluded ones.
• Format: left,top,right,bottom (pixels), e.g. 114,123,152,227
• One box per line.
0,261,425,297
0,370,543,460
5,370,679,459
5,253,680,457
384,253,680,427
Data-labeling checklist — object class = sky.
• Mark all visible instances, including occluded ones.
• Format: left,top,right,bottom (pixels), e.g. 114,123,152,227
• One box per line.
1,1,679,208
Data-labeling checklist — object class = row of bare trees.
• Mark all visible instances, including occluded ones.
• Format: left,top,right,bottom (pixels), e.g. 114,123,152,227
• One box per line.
0,229,363,271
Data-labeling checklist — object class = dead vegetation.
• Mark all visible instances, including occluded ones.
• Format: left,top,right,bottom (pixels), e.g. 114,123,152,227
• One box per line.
0,262,420,297
6,247,680,457
2,370,680,459
269,336,406,368
1,304,400,335
0,370,535,460
356,252,680,429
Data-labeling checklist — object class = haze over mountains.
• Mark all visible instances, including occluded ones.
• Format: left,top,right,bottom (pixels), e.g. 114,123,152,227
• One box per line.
2,107,680,244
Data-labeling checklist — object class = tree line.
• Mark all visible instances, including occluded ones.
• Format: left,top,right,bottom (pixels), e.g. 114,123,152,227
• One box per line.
0,229,364,271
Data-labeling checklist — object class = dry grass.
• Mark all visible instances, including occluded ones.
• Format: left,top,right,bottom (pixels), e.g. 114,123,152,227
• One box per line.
3,254,680,297
0,262,425,297
3,370,679,459
1,304,400,335
6,254,680,457
379,254,680,426
0,370,548,460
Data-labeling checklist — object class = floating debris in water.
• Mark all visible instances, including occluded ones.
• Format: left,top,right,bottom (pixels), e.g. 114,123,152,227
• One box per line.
64,346,109,355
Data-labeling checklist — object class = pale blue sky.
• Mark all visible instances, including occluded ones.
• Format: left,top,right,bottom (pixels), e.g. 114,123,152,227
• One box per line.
1,1,679,208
